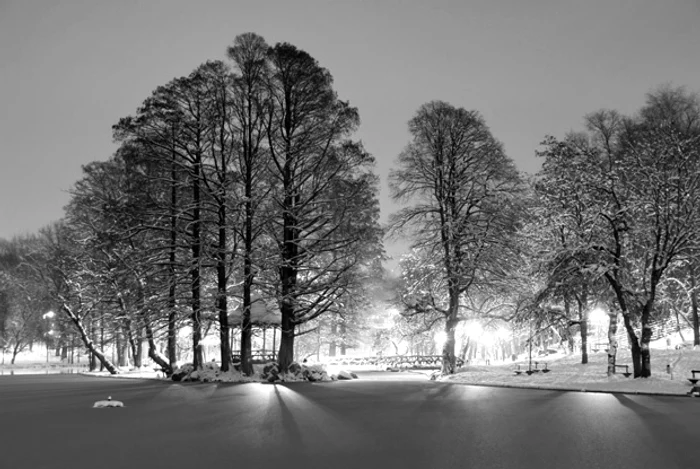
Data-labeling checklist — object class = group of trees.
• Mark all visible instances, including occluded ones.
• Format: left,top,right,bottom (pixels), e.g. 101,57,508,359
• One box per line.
1,29,697,381
391,86,700,377
531,86,700,377
0,33,382,375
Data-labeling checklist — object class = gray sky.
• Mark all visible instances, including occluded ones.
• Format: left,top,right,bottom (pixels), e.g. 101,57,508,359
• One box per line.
1,0,699,266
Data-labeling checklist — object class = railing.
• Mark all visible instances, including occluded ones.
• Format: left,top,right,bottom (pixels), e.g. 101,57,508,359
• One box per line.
231,350,277,363
229,351,464,369
326,355,465,369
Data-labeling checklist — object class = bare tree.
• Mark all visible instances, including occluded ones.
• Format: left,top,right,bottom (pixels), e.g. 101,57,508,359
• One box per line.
535,85,700,377
265,43,382,371
227,33,272,374
389,101,523,374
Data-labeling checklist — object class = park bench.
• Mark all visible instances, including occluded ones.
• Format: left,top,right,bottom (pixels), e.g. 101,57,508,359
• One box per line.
153,366,168,378
687,370,700,397
514,362,550,375
592,343,608,353
613,364,632,377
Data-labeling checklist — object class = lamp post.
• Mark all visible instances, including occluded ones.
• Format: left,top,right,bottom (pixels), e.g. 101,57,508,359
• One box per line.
42,311,55,365
590,307,607,352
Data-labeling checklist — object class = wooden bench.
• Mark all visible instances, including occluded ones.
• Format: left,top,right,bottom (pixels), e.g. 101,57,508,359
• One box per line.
613,364,632,377
592,343,607,353
514,362,550,375
688,370,700,385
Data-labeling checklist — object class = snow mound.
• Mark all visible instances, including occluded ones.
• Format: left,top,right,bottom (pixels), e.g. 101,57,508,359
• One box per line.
172,361,258,383
171,363,196,381
93,397,124,408
171,361,336,383
336,370,354,380
260,362,333,383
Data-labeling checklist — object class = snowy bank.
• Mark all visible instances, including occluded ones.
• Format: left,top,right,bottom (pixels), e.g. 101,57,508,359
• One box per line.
442,347,700,396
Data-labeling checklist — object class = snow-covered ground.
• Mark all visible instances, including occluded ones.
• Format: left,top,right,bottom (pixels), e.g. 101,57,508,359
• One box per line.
443,346,700,396
74,347,700,397
6,340,699,396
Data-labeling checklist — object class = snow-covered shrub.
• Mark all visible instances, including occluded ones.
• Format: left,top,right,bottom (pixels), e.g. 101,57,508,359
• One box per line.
262,362,280,382
171,363,195,381
302,364,333,382
278,361,305,382
197,361,221,382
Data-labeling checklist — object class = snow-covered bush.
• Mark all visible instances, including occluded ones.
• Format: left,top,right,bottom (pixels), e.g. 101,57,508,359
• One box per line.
261,362,280,382
196,361,221,382
172,360,340,383
171,363,196,381
303,364,332,382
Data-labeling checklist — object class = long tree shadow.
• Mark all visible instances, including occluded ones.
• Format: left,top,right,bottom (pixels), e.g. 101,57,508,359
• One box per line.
613,393,697,467
272,384,306,448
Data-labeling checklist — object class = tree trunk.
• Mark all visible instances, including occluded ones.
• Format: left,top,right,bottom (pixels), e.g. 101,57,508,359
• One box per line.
239,262,253,375
622,313,642,377
441,286,459,374
60,302,119,374
571,296,588,364
167,148,179,370
99,320,105,371
339,322,347,355
580,318,589,364
690,267,700,346
240,164,255,376
329,322,337,357
11,342,21,364
167,310,178,370
190,155,204,369
116,329,127,367
277,307,295,372
277,153,298,373
190,267,203,369
606,312,618,376
144,321,171,374
218,283,232,372
639,304,653,378
134,337,143,368
460,337,470,361
215,213,232,373
126,321,138,368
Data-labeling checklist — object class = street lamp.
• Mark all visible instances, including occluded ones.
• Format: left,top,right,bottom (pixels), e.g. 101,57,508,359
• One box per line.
590,307,607,352
43,311,55,365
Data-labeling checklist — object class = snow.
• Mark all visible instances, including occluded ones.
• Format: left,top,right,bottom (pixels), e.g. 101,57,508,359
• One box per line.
81,361,362,385
441,346,700,396
93,397,124,408
75,343,700,396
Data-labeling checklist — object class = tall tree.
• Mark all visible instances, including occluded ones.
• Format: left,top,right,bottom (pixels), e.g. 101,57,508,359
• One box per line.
389,101,523,374
114,65,231,370
265,43,382,371
227,32,271,375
